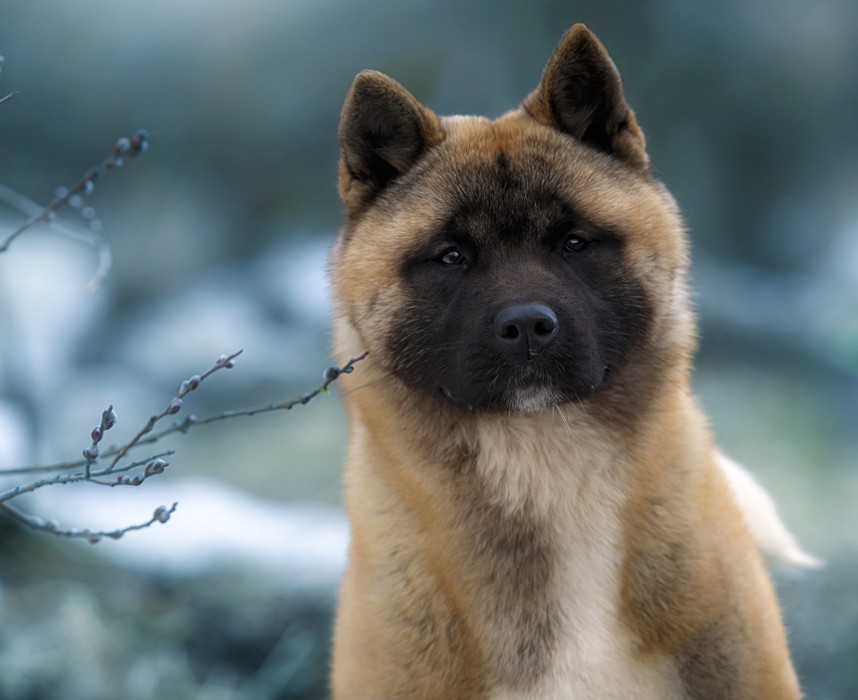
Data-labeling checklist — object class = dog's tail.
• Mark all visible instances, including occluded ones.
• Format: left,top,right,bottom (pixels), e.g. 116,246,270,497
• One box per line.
716,450,823,568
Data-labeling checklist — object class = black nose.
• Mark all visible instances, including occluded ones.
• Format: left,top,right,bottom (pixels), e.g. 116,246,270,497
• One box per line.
493,303,559,355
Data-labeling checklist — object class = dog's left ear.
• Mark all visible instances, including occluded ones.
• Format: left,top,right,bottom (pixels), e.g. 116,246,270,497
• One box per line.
524,24,649,170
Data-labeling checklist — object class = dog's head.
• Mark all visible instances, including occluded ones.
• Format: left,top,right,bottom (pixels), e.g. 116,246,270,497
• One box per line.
331,25,693,413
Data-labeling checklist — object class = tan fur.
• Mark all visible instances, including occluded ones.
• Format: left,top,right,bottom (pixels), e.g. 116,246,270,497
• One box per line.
329,24,801,699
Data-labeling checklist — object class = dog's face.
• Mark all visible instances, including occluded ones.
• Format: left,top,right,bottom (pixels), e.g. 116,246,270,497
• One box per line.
332,26,692,413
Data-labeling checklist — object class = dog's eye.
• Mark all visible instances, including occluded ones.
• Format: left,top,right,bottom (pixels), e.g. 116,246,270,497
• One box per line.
562,234,589,253
438,248,466,265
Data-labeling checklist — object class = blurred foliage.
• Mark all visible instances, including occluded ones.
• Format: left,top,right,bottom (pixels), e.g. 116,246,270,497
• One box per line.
0,521,334,700
0,0,856,698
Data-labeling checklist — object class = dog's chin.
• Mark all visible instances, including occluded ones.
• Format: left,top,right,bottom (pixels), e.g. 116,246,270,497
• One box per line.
506,386,560,413
436,383,565,413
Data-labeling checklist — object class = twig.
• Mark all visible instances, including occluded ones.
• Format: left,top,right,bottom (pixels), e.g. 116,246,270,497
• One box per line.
0,55,13,105
0,352,368,476
0,183,113,290
104,350,243,472
0,451,175,504
0,351,368,542
0,351,365,542
0,500,177,543
0,349,242,541
0,129,151,255
136,351,369,438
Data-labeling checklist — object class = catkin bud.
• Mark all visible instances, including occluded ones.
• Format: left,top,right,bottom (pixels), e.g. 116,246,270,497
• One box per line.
82,445,99,461
323,366,340,383
153,505,171,523
216,354,236,369
114,137,131,155
102,406,117,430
145,458,168,476
129,129,150,155
167,397,182,414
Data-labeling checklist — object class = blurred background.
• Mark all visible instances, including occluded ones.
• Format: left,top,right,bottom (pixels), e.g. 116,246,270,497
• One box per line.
0,0,855,698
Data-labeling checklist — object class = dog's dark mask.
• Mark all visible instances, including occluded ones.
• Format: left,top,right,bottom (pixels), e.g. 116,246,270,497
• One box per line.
387,150,651,412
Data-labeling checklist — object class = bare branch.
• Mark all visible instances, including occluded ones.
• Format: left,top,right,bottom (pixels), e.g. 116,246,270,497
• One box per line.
0,181,113,290
142,351,369,437
0,352,367,542
0,352,368,476
104,350,242,472
0,349,243,541
0,55,13,105
0,500,178,543
0,129,151,255
0,451,174,503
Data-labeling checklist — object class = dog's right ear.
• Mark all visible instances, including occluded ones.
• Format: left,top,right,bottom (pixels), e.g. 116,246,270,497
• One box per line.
338,71,443,215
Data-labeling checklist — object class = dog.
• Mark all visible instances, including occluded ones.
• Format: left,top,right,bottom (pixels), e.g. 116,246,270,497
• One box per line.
328,23,806,699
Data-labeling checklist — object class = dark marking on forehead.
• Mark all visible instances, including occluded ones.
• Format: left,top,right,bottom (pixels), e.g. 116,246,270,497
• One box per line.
443,155,572,250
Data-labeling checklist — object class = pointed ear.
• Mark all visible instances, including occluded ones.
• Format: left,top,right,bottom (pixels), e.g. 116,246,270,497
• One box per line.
523,24,648,170
338,70,443,214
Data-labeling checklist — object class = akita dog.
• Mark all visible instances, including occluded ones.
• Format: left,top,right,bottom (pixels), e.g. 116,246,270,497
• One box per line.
329,24,806,699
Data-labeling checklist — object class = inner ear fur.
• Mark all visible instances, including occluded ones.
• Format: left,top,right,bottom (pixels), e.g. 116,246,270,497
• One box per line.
338,70,443,214
523,24,649,170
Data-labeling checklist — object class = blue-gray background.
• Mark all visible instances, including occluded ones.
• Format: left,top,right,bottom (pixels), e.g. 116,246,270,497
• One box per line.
0,1,855,698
